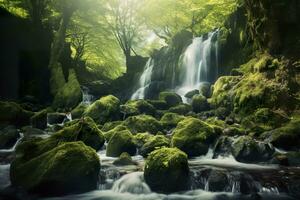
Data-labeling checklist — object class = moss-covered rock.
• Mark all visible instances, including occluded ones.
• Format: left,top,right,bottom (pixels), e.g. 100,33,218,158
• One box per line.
199,82,212,98
123,114,163,134
101,121,123,132
231,136,275,163
71,104,87,120
52,70,82,110
120,100,156,117
11,142,100,196
103,125,128,142
191,94,209,113
168,103,192,115
147,100,169,110
30,109,48,130
184,89,199,99
84,95,120,124
140,135,170,157
0,101,34,126
260,116,300,150
171,117,218,157
159,91,182,107
113,152,137,166
160,112,185,129
106,130,136,157
144,147,189,193
133,132,154,148
0,126,19,149
47,113,66,125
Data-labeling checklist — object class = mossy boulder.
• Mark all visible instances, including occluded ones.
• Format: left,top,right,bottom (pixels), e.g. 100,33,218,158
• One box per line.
199,82,212,98
113,152,137,166
123,114,163,134
159,91,182,107
184,89,199,99
10,142,100,196
140,135,170,157
0,101,33,126
191,94,209,113
120,100,156,117
168,104,192,115
147,100,169,110
84,95,120,124
0,126,19,149
101,121,123,132
30,109,48,130
71,104,87,120
144,147,189,193
133,132,154,148
103,125,128,142
260,116,300,150
160,112,185,129
52,70,82,110
106,130,136,157
47,113,66,125
171,117,218,157
231,136,275,163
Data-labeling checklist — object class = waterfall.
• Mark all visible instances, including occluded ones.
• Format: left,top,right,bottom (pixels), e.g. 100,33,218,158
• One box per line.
176,30,219,100
81,86,93,105
131,59,154,100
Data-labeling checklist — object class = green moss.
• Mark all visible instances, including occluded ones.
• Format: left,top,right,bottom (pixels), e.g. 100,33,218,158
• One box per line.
101,121,123,132
123,114,163,134
52,70,82,110
71,104,88,120
171,117,218,157
113,152,136,166
103,125,128,142
147,100,169,110
133,132,154,148
84,95,120,124
30,109,48,129
140,135,170,157
192,94,209,113
159,91,182,107
120,100,156,116
106,130,136,157
11,142,100,196
168,104,192,115
144,147,189,193
160,112,185,129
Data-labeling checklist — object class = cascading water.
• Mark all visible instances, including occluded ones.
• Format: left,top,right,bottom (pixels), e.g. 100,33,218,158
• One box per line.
176,30,219,100
131,58,154,100
81,86,94,105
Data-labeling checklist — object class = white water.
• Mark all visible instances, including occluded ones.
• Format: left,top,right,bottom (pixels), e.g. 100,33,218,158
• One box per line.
176,30,219,101
131,59,154,100
81,86,94,105
0,132,24,153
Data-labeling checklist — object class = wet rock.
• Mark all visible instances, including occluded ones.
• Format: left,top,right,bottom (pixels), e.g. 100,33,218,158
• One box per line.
113,152,137,166
133,132,154,148
213,136,234,158
147,100,169,110
71,104,87,120
0,126,19,149
47,113,66,125
140,135,170,157
199,82,211,98
30,109,48,129
159,91,182,107
0,101,33,126
168,103,192,115
191,94,209,113
84,95,120,124
144,147,189,193
160,112,185,129
106,130,136,157
171,117,218,157
120,100,156,117
103,125,128,142
101,121,123,132
207,170,228,192
10,142,100,196
184,89,199,98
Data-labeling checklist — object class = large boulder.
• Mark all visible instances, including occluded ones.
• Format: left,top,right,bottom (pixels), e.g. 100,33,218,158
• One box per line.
199,82,212,98
0,101,33,126
159,91,182,107
113,152,137,166
30,109,48,130
168,104,192,115
71,104,88,120
147,100,169,110
231,136,275,163
47,113,66,125
140,135,170,157
133,132,154,148
120,100,156,117
106,130,136,157
10,142,100,196
84,95,120,124
160,112,185,129
52,69,82,110
123,114,163,134
103,125,128,142
144,147,189,193
171,117,218,157
191,94,209,113
0,126,19,149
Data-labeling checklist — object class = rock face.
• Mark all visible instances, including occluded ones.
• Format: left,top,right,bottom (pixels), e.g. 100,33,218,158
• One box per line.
0,101,33,126
140,135,170,157
171,117,218,157
106,130,136,157
10,142,100,196
144,147,189,193
123,114,162,134
84,95,120,124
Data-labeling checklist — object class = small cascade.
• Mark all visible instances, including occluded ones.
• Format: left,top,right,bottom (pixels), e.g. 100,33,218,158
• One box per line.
81,86,94,105
0,132,24,153
131,58,154,100
176,30,219,100
112,172,151,194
